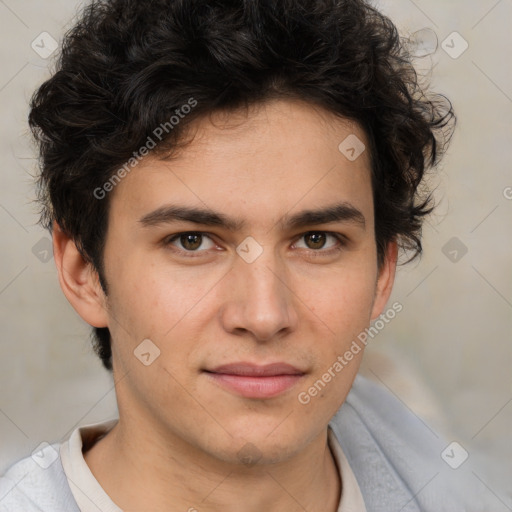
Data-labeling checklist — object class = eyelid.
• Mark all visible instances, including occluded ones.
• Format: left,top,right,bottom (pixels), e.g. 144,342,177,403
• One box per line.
164,231,218,254
163,230,348,257
292,231,348,250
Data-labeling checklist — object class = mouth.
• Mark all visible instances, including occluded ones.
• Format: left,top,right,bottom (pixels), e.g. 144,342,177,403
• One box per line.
203,362,306,399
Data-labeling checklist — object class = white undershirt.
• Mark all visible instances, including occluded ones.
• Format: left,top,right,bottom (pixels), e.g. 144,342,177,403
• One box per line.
60,420,366,512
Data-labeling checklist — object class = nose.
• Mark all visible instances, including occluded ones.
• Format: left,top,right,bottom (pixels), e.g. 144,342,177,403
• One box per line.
219,251,299,342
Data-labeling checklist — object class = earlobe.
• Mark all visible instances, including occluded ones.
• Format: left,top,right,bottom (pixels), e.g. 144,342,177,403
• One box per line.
52,222,109,328
370,240,398,321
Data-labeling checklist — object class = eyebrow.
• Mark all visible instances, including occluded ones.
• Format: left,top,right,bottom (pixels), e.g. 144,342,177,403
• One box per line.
139,202,366,231
139,205,244,231
281,202,366,230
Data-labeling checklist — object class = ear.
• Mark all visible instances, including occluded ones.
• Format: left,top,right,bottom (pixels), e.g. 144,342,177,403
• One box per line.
370,240,398,321
52,222,109,328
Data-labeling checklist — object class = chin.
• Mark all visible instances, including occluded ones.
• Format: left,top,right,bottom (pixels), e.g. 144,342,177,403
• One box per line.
209,418,310,465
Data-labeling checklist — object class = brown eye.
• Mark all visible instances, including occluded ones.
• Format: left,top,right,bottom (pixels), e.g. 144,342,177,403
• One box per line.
180,233,203,250
293,231,344,254
304,232,327,249
166,232,216,252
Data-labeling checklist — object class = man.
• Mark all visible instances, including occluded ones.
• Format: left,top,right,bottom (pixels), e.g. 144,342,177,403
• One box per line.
0,0,486,510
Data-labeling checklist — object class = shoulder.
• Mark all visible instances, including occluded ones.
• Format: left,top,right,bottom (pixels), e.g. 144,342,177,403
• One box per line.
0,442,79,512
329,374,490,512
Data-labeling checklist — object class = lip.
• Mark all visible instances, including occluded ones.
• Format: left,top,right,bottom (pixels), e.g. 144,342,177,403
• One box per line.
204,362,305,399
208,362,304,376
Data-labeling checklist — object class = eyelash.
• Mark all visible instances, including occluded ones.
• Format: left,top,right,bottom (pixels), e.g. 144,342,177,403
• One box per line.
163,231,347,258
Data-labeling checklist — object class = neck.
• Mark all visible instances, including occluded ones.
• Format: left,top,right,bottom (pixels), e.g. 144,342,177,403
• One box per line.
84,417,341,512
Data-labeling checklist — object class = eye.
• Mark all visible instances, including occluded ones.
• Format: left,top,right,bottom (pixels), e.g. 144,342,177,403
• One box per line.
294,231,344,251
166,232,216,252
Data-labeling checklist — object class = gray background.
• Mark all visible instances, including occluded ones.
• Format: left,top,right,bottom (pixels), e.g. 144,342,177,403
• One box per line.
0,0,511,506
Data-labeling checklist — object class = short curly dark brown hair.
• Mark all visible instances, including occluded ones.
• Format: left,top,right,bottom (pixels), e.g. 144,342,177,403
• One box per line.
28,0,455,370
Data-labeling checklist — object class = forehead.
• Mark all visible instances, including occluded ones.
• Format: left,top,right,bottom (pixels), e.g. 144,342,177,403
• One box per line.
169,99,370,168
109,98,374,228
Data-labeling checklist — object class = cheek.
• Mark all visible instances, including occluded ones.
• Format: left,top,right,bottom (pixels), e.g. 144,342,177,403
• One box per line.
294,268,377,415
104,252,223,361
297,258,377,336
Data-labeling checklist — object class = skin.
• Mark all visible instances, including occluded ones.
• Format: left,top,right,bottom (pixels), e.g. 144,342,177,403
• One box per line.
53,98,397,512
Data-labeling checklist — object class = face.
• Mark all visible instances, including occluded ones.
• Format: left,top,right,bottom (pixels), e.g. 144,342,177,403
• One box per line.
94,99,395,464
